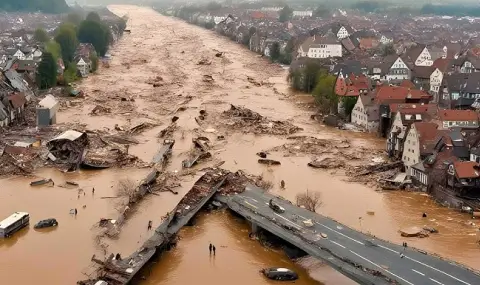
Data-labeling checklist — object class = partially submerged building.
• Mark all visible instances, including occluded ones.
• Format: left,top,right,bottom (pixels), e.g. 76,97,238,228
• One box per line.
36,95,58,127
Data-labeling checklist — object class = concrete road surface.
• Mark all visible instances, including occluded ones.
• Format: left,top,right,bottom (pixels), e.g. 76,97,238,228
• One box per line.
229,185,480,285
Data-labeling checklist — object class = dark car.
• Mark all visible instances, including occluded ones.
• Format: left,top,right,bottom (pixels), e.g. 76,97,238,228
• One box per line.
34,218,58,229
261,267,298,281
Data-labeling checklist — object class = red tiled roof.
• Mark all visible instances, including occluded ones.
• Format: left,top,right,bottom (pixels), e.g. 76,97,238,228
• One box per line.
400,80,415,88
413,122,439,144
432,58,450,72
453,161,480,179
438,110,478,122
375,86,430,103
390,103,436,114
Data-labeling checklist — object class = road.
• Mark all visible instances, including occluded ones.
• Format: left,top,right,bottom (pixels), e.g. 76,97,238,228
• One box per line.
227,186,480,285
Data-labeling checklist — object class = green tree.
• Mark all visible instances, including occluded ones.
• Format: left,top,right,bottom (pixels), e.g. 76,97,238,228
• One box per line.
312,72,337,113
279,5,293,22
55,23,78,63
34,28,49,43
341,96,358,118
78,20,110,56
66,12,83,26
270,42,281,62
45,40,61,60
37,52,57,89
381,43,396,56
90,53,99,72
86,12,101,22
63,62,78,85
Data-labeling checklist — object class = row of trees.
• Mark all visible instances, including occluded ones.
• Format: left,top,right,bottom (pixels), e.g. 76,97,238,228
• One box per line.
288,60,357,117
37,11,126,89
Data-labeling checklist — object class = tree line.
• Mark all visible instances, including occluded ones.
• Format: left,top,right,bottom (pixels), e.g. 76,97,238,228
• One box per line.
0,0,69,14
288,60,357,117
36,11,127,89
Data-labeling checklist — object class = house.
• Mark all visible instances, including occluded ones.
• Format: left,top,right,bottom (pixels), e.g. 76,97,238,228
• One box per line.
387,106,435,158
404,44,445,67
331,23,354,40
446,161,480,197
334,72,370,97
437,109,479,129
429,68,444,102
5,92,26,124
296,35,342,59
12,49,25,60
36,94,58,127
375,85,431,105
292,11,313,18
411,66,435,90
380,55,411,81
76,57,90,78
379,30,394,45
458,55,480,73
440,73,480,109
351,93,379,132
402,122,439,175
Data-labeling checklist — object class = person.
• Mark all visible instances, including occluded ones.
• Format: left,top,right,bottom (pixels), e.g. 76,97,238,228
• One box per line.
92,187,95,194
212,245,216,255
269,199,273,207
74,208,78,216
209,243,213,254
147,220,152,230
280,180,285,189
422,212,427,218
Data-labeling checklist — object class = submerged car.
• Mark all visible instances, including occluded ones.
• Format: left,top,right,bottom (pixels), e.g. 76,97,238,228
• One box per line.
261,267,298,281
34,218,58,229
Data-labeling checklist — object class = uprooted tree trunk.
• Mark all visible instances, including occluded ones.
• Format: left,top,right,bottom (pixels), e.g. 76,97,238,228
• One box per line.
296,190,322,213
116,178,137,198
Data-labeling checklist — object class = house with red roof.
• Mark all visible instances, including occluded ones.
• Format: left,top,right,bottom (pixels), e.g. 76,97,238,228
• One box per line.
447,161,480,195
437,109,479,129
334,72,371,97
375,85,431,105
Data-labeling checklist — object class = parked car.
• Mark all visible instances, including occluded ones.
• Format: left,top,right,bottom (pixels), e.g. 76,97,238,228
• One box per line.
261,267,298,281
34,218,58,229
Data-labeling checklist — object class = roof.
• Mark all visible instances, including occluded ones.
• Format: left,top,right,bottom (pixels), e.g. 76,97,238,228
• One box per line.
413,122,439,148
375,86,430,104
432,58,451,72
0,212,29,229
8,92,26,108
412,66,435,79
49,130,85,142
38,95,58,109
400,80,415,89
438,110,478,122
453,161,480,179
0,101,7,121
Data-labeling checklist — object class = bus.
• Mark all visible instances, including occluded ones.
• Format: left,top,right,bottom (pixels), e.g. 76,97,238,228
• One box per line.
0,212,30,238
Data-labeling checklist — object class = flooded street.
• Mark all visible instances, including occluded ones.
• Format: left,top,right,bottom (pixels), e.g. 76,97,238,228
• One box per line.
0,5,479,284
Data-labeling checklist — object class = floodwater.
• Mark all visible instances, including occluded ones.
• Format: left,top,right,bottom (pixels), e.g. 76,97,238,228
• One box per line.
0,5,479,285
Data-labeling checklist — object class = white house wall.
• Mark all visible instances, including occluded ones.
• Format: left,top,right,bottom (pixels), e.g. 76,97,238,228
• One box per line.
415,47,433,66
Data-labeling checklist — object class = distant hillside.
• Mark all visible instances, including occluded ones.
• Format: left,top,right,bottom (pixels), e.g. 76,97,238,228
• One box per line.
0,0,70,14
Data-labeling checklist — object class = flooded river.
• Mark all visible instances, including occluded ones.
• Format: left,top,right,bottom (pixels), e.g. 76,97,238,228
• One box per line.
0,5,479,285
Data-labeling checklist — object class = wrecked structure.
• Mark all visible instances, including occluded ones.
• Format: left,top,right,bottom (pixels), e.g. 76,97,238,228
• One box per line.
47,130,88,170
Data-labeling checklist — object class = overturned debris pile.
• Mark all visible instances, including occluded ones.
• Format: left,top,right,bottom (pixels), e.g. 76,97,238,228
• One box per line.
0,145,36,176
47,130,88,170
222,105,302,135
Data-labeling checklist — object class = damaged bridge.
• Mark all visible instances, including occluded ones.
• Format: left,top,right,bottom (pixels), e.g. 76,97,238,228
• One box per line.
224,186,480,285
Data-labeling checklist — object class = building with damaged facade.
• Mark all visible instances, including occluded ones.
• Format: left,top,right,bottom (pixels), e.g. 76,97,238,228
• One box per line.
36,94,58,127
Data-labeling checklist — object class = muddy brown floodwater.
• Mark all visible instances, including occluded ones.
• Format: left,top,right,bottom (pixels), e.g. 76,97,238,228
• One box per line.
0,5,479,285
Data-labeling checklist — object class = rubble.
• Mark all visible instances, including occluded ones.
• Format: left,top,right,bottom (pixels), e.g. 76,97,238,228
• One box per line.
47,130,88,170
197,58,212,65
90,105,112,115
158,122,177,138
202,75,214,83
222,105,302,135
128,122,157,134
258,158,281,166
182,151,212,168
308,158,345,169
247,76,262,87
399,227,430,238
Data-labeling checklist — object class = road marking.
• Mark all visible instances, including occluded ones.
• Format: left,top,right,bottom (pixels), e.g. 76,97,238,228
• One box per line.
250,198,258,203
273,213,301,229
411,269,425,276
298,214,309,220
349,250,415,285
244,201,257,209
404,256,471,285
330,240,346,249
378,244,399,254
319,224,364,245
429,278,444,285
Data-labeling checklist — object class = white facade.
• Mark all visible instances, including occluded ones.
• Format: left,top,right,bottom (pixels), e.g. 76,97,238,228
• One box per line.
305,44,342,58
415,47,433,66
411,167,428,185
336,26,349,39
402,125,421,174
380,35,393,44
441,120,478,129
389,112,408,151
385,57,410,81
77,58,88,76
429,68,443,100
470,153,480,163
351,97,378,132
13,49,25,60
293,11,313,17
213,16,227,24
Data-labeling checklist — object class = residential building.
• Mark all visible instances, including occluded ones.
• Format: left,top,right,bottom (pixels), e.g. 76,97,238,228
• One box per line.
292,11,312,18
351,93,379,132
5,92,26,124
446,161,480,197
437,109,479,129
331,23,354,40
381,56,411,81
12,49,25,60
334,72,370,97
36,94,58,127
429,68,444,102
296,35,342,59
402,122,439,175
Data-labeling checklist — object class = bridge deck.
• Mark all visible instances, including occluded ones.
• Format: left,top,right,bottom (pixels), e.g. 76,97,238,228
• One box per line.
226,185,480,285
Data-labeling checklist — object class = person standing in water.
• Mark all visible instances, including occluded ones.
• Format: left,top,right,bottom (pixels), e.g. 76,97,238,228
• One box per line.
212,245,216,255
209,243,213,254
